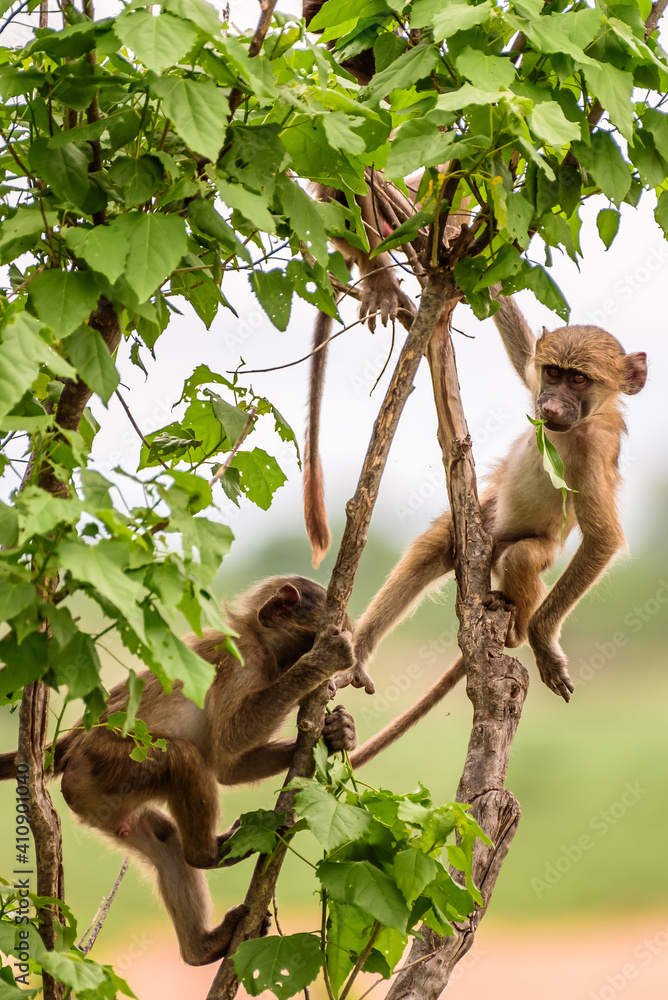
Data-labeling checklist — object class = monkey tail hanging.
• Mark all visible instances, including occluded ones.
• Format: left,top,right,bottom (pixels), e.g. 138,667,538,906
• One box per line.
303,309,332,568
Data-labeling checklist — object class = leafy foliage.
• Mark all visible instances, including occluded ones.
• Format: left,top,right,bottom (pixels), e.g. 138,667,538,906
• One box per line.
233,747,488,998
1,0,667,993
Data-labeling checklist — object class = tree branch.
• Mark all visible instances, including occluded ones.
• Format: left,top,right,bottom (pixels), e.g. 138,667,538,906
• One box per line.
383,307,528,1000
18,683,65,1000
207,271,458,1000
227,0,279,118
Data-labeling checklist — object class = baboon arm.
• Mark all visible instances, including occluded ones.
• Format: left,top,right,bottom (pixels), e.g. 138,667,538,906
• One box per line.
222,629,354,753
492,292,537,386
219,741,296,785
527,479,625,701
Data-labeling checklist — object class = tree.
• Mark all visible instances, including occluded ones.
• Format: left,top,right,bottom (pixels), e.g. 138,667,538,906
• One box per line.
0,0,665,997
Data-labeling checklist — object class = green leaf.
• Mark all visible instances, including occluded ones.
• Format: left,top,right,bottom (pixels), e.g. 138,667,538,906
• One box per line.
215,178,275,233
528,416,577,528
434,84,505,114
115,10,199,72
587,131,632,203
411,0,493,41
474,244,520,289
108,154,165,206
230,449,287,510
323,111,366,155
221,809,284,859
65,222,131,284
596,208,620,249
65,324,119,404
0,501,18,548
0,577,36,621
115,212,188,302
233,934,322,1000
307,0,390,31
29,269,102,337
28,137,90,208
0,313,75,420
280,177,329,265
642,109,668,163
38,952,106,993
143,607,215,705
629,131,667,188
55,630,103,699
150,74,229,160
529,101,580,147
392,849,439,907
187,199,252,262
586,63,634,141
162,0,222,36
366,40,438,100
249,269,293,331
0,206,58,264
318,860,410,932
327,902,370,994
655,189,668,236
57,537,147,623
80,469,113,509
0,632,49,697
208,395,249,447
454,47,516,90
293,779,372,850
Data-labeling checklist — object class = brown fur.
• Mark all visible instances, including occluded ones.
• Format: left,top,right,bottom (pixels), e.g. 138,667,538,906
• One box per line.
352,297,647,722
0,577,356,966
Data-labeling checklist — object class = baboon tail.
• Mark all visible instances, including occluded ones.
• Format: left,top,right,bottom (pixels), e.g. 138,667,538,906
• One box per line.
350,655,465,769
304,310,332,568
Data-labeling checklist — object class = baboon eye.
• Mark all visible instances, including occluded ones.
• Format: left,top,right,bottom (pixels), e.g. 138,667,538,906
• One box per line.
545,367,560,379
571,372,588,385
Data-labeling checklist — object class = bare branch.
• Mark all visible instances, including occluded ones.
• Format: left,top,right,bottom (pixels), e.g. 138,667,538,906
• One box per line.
78,857,129,955
207,271,458,1000
228,1,279,118
383,310,528,1000
209,407,257,486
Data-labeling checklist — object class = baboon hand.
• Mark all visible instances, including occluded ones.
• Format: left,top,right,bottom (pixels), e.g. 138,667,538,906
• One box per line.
323,705,357,753
332,661,375,695
531,637,574,702
360,271,414,332
310,625,355,678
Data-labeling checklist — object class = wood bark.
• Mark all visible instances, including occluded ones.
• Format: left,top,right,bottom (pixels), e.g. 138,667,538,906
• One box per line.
17,683,65,1000
384,309,528,1000
207,273,457,1000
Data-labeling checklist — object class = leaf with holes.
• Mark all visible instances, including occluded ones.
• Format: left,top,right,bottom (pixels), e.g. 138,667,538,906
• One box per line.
233,934,322,1000
229,449,287,510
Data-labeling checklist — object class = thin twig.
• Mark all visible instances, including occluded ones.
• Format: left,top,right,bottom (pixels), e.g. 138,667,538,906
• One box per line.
339,923,380,1000
228,0,278,118
208,406,257,486
115,390,169,471
230,314,382,375
78,857,129,955
356,945,447,1000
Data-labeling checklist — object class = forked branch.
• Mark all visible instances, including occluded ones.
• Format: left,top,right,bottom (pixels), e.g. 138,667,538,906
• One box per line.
383,307,528,1000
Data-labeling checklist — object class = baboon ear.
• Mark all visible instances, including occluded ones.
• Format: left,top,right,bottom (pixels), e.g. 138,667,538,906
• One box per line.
623,352,647,395
258,584,301,625
542,326,550,337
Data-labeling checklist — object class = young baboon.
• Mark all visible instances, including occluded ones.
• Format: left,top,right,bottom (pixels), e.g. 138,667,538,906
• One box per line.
352,298,647,704
0,576,356,966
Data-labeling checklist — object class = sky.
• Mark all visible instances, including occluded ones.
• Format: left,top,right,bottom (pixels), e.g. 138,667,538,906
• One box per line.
3,1,667,572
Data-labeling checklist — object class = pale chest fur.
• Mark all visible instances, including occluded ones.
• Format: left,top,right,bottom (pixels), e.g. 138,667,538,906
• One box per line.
491,429,577,543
